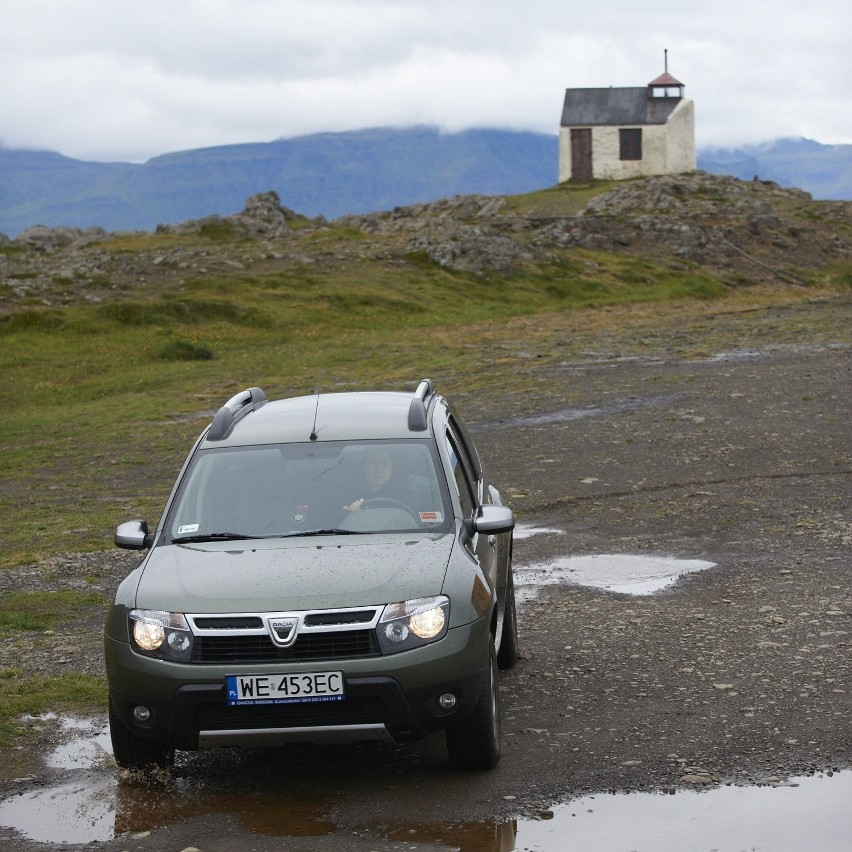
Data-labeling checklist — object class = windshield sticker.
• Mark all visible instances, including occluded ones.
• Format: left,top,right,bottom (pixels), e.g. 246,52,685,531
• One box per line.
178,524,200,535
420,511,443,523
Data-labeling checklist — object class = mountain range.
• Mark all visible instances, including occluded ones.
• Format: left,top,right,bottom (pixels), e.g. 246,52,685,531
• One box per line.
1,127,849,237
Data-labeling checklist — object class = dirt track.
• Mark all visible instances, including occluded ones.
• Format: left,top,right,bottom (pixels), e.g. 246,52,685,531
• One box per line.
0,296,849,851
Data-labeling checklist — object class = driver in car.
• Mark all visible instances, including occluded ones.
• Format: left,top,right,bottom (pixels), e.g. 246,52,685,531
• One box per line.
343,448,402,513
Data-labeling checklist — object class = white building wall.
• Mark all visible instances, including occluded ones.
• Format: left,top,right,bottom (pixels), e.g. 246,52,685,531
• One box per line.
558,98,695,182
591,124,669,179
558,130,572,183
664,99,696,173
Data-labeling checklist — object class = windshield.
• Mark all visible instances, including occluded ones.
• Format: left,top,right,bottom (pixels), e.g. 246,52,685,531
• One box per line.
167,440,452,540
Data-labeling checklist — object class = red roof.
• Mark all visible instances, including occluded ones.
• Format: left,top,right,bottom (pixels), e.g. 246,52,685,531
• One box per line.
648,72,684,87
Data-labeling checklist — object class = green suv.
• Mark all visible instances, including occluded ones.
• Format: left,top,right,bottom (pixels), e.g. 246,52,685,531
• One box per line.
105,379,517,771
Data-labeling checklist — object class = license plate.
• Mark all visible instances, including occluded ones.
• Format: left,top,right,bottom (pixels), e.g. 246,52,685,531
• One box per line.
226,671,345,706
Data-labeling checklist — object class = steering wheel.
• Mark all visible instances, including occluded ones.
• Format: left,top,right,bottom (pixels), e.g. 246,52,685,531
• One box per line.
360,497,416,515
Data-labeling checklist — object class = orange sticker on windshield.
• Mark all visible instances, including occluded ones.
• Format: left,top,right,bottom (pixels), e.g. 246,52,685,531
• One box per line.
420,511,442,523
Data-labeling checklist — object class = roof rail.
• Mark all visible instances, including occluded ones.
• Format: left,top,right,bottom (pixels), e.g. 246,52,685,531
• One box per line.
408,378,435,431
207,387,268,441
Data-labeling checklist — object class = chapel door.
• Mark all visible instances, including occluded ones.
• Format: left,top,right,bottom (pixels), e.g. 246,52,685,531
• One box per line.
570,128,593,182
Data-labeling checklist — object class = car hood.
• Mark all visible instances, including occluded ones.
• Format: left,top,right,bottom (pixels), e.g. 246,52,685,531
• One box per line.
134,534,454,613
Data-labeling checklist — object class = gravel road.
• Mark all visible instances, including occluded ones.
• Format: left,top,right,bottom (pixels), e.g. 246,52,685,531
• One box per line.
0,298,849,851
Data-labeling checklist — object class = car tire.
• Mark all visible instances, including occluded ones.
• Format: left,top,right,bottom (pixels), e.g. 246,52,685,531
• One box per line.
445,639,501,770
108,697,174,771
497,565,520,670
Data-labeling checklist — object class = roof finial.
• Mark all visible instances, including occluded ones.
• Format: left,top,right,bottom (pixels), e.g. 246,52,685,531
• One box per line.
664,48,668,73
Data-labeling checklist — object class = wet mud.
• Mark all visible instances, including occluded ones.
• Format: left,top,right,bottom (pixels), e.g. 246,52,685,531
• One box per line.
1,715,849,850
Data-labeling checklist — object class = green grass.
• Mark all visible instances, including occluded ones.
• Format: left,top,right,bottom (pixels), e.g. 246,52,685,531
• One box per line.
503,180,622,216
0,671,106,746
197,220,245,241
817,262,852,290
0,590,109,744
0,590,106,634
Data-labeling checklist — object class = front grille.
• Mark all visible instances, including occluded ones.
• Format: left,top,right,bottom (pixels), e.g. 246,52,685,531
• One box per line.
192,629,381,663
193,695,388,731
303,610,376,626
193,616,264,630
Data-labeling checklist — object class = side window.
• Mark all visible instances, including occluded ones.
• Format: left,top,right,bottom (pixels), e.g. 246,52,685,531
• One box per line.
446,433,476,518
447,415,482,481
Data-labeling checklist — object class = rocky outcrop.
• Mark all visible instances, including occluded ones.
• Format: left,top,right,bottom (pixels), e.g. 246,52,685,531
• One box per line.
1,174,849,309
155,191,310,238
341,195,528,273
13,225,108,251
336,172,850,276
558,172,849,274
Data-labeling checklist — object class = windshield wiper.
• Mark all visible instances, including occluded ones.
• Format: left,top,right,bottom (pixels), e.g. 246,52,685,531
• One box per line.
174,532,268,543
281,528,361,537
175,529,362,543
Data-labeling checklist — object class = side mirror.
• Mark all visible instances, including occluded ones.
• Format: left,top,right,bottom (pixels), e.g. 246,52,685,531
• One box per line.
473,505,515,535
115,519,155,550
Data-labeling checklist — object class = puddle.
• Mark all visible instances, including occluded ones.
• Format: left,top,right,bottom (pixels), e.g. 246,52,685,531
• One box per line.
515,554,716,599
0,773,338,843
699,348,764,363
0,776,118,844
43,714,113,769
513,773,852,852
512,523,565,540
483,394,680,429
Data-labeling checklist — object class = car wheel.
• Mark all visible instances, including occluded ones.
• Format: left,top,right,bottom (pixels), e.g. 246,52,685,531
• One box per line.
108,698,174,771
497,565,520,670
445,639,501,770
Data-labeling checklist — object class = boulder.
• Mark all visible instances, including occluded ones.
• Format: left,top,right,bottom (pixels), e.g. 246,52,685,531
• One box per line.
156,191,301,238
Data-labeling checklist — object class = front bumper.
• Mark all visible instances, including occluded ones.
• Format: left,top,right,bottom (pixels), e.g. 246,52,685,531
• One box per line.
106,619,489,751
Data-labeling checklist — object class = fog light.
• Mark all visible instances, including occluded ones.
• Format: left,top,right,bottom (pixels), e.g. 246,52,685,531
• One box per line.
132,705,152,723
438,692,457,710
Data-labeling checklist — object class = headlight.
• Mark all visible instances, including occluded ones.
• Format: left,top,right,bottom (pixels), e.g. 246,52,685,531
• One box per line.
129,610,194,662
378,596,449,654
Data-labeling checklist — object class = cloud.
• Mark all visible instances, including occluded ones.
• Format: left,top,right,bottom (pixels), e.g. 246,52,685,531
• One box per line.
0,0,849,161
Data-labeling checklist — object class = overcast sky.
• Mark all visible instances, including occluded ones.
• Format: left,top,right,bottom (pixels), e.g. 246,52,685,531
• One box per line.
1,0,850,163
